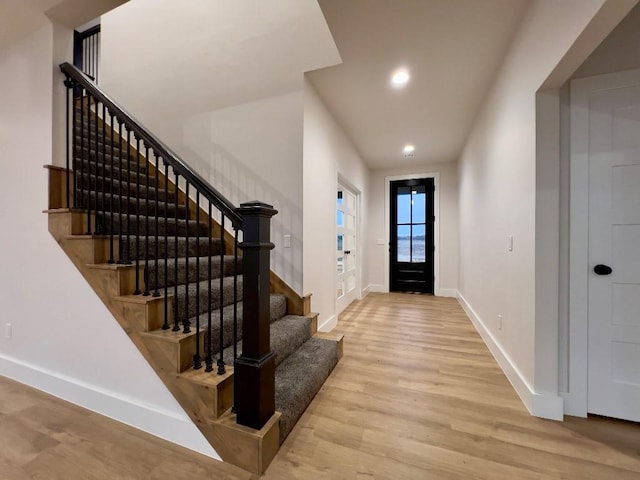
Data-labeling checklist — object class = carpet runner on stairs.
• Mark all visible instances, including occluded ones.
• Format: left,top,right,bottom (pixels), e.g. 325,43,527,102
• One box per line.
72,107,338,444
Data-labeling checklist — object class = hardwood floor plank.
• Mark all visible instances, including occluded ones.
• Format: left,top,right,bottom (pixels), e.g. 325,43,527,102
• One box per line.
0,377,256,480
264,293,640,479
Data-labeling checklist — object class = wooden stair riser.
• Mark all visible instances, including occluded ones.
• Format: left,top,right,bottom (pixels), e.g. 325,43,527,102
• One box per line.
114,295,170,333
308,312,319,337
46,165,75,210
315,331,344,361
64,236,115,264
88,264,142,297
203,411,281,475
175,369,234,419
141,332,205,374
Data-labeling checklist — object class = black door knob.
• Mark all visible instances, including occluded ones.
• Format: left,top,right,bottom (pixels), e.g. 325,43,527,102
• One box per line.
594,264,613,276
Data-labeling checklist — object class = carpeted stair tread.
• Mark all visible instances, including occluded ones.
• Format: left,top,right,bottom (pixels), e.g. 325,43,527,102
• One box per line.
74,138,130,158
96,212,209,237
77,190,187,218
120,235,223,261
172,275,243,324
195,293,287,356
77,173,175,202
74,157,147,183
145,255,241,290
275,337,338,443
221,315,311,367
75,145,134,164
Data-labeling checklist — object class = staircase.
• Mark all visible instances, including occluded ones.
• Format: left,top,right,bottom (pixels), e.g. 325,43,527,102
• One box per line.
45,63,343,475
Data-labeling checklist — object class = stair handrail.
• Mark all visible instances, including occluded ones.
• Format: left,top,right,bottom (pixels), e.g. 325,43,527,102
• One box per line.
59,62,242,229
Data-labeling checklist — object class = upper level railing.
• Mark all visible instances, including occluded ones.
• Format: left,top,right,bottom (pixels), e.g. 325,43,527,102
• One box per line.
59,62,276,429
74,25,101,83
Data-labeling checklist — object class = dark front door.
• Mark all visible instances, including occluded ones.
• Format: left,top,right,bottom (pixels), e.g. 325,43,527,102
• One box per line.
390,178,435,293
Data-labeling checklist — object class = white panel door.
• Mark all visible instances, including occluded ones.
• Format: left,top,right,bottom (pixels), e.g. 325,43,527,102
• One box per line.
336,185,358,314
588,79,640,421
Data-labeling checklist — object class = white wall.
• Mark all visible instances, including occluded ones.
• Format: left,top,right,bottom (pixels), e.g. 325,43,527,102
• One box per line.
367,162,459,295
100,0,339,294
0,20,218,459
457,0,635,419
180,92,305,291
303,78,369,330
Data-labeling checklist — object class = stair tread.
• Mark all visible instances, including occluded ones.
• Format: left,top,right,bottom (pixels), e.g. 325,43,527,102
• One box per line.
221,314,311,368
180,365,234,387
275,337,338,443
87,262,138,271
115,293,168,304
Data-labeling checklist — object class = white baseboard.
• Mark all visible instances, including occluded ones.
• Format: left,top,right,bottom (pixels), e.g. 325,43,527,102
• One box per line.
318,314,337,332
436,288,457,298
456,292,564,421
0,354,220,458
361,285,372,297
368,284,386,293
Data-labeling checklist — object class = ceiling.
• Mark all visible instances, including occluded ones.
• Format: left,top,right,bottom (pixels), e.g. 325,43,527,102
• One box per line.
307,0,530,169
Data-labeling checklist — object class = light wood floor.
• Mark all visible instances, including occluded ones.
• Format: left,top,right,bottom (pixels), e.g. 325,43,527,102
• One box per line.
0,377,255,479
263,293,640,479
1,293,639,479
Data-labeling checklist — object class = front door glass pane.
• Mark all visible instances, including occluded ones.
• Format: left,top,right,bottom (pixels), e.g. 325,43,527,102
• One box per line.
397,188,411,224
397,225,411,262
412,189,426,223
412,224,426,262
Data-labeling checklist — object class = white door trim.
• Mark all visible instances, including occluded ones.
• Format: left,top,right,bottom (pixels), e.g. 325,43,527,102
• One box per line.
384,172,441,295
568,68,640,417
336,175,361,316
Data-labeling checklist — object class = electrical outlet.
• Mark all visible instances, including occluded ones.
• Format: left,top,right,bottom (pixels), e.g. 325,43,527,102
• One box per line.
498,315,503,331
283,235,291,248
5,323,12,339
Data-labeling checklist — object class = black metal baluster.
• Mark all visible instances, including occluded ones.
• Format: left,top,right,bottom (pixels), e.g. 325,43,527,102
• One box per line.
64,77,70,208
108,112,115,263
172,172,180,332
71,80,78,209
193,192,202,370
153,153,160,297
116,122,126,264
183,181,191,334
124,129,132,264
205,203,213,373
100,103,107,234
233,228,239,360
86,95,94,234
94,98,100,233
91,36,95,78
133,137,142,295
95,33,99,83
143,145,151,296
162,162,170,330
79,92,87,231
218,215,226,375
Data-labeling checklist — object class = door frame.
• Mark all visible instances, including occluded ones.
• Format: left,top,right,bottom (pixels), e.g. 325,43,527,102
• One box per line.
567,68,640,417
336,179,361,314
384,172,440,295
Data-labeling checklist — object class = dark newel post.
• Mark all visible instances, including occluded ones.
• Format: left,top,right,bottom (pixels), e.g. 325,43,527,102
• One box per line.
234,201,278,429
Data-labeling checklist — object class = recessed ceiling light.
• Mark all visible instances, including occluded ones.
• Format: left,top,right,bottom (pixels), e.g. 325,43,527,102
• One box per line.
403,144,415,157
391,69,410,88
